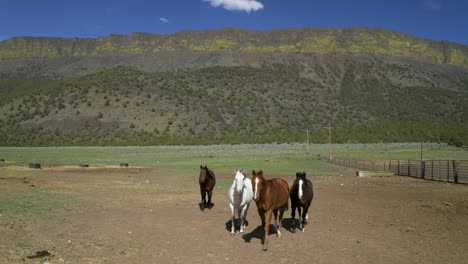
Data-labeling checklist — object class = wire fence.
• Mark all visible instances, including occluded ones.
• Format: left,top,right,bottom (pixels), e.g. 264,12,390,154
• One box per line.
322,157,468,184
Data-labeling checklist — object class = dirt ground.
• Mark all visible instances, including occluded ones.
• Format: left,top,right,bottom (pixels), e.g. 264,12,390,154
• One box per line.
1,164,467,264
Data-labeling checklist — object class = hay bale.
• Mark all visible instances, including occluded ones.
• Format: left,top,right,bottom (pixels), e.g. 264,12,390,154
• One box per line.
28,163,41,169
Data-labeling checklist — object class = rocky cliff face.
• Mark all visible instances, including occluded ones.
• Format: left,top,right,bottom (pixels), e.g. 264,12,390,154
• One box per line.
1,28,467,67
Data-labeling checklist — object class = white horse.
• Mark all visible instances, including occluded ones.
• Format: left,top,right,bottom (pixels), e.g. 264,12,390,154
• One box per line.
228,169,254,235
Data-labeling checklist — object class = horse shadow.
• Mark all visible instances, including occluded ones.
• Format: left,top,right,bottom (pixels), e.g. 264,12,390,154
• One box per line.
198,202,214,211
224,219,249,233
282,217,310,232
241,219,294,244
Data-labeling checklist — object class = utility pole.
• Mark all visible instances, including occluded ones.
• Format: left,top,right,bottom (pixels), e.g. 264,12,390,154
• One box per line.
328,122,333,160
306,129,309,156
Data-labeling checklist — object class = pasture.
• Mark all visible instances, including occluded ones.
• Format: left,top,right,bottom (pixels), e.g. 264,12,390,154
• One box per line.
0,143,467,263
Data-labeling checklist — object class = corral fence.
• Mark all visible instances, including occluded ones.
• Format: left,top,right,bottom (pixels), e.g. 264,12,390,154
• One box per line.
322,157,468,184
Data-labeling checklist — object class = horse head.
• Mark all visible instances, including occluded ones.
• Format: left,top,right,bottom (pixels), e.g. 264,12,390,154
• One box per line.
199,165,209,183
296,171,307,199
234,168,246,194
252,169,264,202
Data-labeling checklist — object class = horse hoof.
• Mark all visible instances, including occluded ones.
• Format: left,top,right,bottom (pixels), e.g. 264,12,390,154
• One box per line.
291,228,296,233
301,228,305,233
277,231,282,237
230,232,235,236
262,247,268,252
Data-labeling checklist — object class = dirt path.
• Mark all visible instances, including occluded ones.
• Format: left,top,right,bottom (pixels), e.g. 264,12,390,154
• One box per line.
1,166,467,263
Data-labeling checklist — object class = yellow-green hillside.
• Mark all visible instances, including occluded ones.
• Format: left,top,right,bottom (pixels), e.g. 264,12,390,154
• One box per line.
1,28,467,67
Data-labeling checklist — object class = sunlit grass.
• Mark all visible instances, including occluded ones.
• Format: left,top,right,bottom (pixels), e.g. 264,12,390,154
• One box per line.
0,188,87,216
0,143,465,175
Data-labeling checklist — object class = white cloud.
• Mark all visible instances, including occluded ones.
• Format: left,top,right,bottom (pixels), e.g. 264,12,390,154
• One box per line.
160,17,169,23
204,0,264,13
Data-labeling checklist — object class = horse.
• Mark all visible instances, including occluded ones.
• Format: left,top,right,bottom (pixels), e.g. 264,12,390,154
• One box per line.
199,165,216,211
228,169,254,235
290,172,314,232
252,170,289,251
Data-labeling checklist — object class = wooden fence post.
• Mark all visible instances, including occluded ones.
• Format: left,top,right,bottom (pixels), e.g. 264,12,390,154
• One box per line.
447,160,450,182
431,160,434,180
452,160,459,184
397,160,400,175
437,160,442,181
408,160,411,177
421,160,426,179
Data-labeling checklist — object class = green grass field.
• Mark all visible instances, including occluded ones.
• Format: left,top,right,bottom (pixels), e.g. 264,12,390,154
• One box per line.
0,143,466,174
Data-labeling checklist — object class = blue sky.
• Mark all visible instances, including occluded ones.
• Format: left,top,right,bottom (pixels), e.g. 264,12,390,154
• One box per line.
1,0,467,45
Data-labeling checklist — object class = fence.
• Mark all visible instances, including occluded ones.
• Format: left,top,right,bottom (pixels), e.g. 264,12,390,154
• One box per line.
323,157,468,184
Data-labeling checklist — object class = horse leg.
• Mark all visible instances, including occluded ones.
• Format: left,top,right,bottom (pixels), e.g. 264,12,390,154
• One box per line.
291,203,297,233
230,203,235,235
207,189,213,209
298,206,303,230
258,208,266,229
200,190,206,211
241,203,250,232
303,204,310,225
262,209,273,251
273,210,278,234
278,207,285,237
302,205,310,232
273,210,280,237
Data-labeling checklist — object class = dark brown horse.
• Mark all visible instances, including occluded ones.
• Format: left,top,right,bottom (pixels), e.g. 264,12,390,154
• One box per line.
252,170,289,251
290,172,314,232
199,165,216,211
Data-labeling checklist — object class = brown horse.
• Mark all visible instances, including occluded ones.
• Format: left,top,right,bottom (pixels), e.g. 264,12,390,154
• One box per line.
252,170,289,251
199,165,216,211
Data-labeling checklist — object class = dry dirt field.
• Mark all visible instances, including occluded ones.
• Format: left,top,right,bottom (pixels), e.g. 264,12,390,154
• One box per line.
1,164,467,264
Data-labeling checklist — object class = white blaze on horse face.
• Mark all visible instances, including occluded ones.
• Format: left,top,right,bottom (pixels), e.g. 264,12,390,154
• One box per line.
235,170,244,193
298,179,303,199
254,177,259,200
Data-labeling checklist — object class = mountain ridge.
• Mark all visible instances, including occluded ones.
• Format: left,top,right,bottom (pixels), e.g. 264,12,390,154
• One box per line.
1,27,467,67
0,27,467,146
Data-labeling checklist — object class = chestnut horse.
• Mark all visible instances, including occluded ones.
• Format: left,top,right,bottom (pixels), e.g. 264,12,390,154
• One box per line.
290,172,314,232
199,165,216,211
252,170,289,251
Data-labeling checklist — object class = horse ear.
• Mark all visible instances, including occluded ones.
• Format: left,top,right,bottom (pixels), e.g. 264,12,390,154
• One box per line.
296,172,300,178
252,170,256,176
259,170,263,176
200,165,203,169
303,172,307,177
